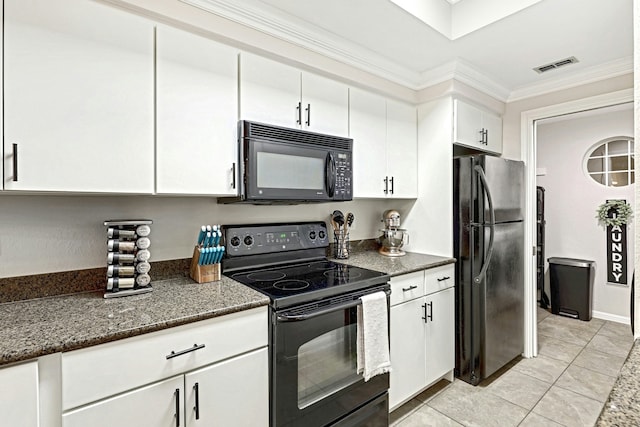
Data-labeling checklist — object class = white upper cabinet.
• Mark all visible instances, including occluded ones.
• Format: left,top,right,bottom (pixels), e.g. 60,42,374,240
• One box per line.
239,53,349,136
350,89,417,199
453,99,502,154
156,25,238,195
386,99,418,198
3,0,154,193
349,88,387,198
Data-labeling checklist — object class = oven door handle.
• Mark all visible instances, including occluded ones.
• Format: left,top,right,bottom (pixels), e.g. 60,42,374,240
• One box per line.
277,289,391,322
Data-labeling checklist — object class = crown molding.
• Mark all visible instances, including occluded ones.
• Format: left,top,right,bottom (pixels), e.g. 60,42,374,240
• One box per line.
507,57,633,102
180,0,424,88
179,0,631,105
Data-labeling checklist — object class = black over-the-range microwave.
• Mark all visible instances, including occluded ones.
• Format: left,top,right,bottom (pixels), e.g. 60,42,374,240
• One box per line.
219,120,353,204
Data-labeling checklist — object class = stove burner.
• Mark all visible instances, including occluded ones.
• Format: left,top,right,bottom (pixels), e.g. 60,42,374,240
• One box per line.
323,270,362,280
246,271,287,282
274,279,310,291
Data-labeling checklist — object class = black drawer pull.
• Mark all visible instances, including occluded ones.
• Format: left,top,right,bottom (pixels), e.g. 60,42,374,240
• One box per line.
175,388,180,427
194,382,200,420
166,343,205,360
437,276,450,282
12,143,18,182
402,285,418,292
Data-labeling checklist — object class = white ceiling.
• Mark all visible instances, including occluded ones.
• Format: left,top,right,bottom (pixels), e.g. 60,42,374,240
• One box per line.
185,0,633,101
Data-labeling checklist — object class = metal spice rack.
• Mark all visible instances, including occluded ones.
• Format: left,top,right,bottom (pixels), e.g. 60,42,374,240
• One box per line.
104,219,153,299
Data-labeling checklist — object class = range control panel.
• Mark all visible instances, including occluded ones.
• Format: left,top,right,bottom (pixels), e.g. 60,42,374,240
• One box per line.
224,222,329,257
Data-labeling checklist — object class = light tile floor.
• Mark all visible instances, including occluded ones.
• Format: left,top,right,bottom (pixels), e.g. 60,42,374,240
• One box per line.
390,307,635,427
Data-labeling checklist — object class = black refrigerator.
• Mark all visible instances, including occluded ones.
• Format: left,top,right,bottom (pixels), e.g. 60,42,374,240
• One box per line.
453,155,525,386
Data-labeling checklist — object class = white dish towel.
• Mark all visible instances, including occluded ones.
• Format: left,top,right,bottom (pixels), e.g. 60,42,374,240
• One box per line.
357,291,391,381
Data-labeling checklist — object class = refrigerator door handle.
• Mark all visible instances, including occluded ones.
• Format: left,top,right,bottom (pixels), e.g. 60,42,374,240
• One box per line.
473,165,495,284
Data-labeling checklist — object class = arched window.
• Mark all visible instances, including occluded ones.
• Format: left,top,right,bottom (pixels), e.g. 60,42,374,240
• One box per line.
585,137,634,187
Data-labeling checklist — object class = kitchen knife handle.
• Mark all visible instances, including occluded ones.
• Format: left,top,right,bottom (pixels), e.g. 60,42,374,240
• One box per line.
296,101,302,125
193,382,200,420
305,103,311,126
12,143,18,182
175,388,180,427
166,343,206,359
231,163,236,189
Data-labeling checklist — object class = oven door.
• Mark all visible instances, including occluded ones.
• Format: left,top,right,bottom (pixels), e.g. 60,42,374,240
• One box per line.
272,287,390,427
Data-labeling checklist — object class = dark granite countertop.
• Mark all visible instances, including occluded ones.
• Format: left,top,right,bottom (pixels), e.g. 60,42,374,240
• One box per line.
0,248,453,367
597,338,640,425
333,250,455,276
0,276,269,366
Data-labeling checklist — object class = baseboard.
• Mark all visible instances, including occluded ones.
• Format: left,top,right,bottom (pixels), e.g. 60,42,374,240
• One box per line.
592,310,630,325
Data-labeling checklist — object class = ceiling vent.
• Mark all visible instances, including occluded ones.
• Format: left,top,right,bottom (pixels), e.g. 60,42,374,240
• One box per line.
533,56,579,74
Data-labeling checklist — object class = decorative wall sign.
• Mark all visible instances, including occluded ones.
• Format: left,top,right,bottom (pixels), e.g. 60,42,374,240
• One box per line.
597,200,631,286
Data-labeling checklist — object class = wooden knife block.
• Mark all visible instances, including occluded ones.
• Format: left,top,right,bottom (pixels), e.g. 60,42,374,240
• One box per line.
189,246,221,283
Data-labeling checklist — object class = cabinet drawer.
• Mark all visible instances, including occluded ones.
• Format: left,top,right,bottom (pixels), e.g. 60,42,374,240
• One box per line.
390,271,424,306
62,307,267,410
424,265,455,295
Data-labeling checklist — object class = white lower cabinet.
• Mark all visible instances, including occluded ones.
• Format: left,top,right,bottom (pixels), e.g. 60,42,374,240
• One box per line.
61,307,268,427
389,265,455,411
0,361,39,427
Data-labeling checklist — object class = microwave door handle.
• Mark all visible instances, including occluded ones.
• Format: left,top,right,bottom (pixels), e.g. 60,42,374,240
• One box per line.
326,152,336,197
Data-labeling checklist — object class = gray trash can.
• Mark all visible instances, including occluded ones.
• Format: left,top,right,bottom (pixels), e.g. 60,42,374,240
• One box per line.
548,258,595,321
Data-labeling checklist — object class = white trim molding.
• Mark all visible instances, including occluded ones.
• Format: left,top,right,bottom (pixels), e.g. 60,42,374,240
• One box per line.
592,310,631,325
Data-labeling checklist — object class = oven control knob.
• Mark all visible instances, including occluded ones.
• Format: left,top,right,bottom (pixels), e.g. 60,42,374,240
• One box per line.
244,235,254,246
318,230,326,240
309,231,316,240
230,236,241,247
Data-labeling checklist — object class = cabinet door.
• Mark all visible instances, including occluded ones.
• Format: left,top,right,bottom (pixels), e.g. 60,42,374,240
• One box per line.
389,298,427,411
482,111,503,154
63,375,183,427
386,100,417,198
425,287,455,385
239,53,301,128
301,72,349,137
185,347,268,426
350,88,387,198
4,0,154,193
156,25,238,195
0,362,39,427
453,99,484,150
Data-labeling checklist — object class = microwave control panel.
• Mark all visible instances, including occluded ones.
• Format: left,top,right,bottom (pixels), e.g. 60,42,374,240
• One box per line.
224,222,329,257
333,152,352,200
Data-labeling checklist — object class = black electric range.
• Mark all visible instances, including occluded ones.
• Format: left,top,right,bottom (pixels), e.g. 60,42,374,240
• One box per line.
222,222,389,309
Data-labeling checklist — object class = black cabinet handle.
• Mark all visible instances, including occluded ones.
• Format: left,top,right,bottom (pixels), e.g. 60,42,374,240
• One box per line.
402,285,418,292
166,343,205,360
427,301,433,322
175,388,181,427
437,276,450,282
231,163,236,189
390,176,394,194
421,303,427,323
383,176,389,194
193,382,200,420
305,103,311,126
478,129,484,144
296,101,302,125
12,143,18,182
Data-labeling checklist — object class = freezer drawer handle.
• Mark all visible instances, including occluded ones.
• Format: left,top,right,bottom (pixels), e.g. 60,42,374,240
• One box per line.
166,343,206,359
402,285,418,292
473,165,496,284
437,276,450,282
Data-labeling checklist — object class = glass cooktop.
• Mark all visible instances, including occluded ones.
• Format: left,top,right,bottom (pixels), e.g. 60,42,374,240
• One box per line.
226,260,389,309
